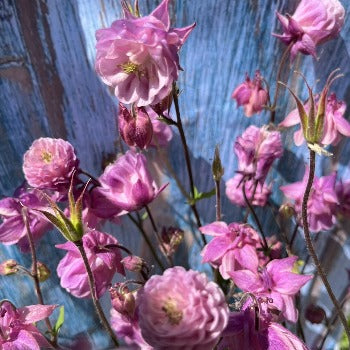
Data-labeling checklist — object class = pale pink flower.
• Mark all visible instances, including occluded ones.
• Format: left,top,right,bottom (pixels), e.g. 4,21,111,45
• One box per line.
229,256,312,323
280,168,338,232
218,309,309,350
234,125,283,182
137,266,229,349
56,230,124,299
95,0,195,106
232,71,268,117
274,0,345,60
226,174,271,207
147,108,173,148
280,93,350,146
23,138,79,191
0,301,56,349
200,221,260,279
96,151,166,212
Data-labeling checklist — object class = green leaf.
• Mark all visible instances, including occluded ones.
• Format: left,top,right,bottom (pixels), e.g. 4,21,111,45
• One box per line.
141,211,148,221
53,306,64,336
338,316,350,349
188,187,216,205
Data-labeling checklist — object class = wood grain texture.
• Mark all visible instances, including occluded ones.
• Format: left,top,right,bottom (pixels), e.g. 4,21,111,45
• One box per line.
1,0,350,347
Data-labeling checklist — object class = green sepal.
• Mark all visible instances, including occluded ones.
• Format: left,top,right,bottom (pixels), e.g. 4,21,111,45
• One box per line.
188,187,216,205
52,306,64,337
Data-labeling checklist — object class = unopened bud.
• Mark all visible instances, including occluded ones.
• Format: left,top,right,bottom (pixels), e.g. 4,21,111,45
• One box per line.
212,145,224,182
0,260,18,276
36,262,51,282
160,227,184,256
151,93,173,115
121,255,144,273
110,284,136,318
305,304,326,324
279,203,295,219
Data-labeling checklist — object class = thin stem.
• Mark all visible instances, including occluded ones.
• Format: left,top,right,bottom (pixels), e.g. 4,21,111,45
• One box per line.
289,223,299,249
215,180,221,221
22,208,54,343
145,205,174,267
270,43,292,124
172,83,206,245
243,180,258,223
242,180,268,251
75,241,119,347
79,169,101,186
127,213,165,271
302,150,350,343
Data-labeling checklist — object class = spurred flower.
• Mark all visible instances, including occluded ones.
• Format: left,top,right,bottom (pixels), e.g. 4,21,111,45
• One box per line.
229,257,312,323
234,125,283,182
137,266,229,349
95,151,166,212
0,187,51,251
95,0,195,106
280,168,338,232
23,138,79,192
56,230,124,298
280,93,350,146
0,301,56,349
274,0,345,60
200,221,260,279
118,103,153,149
232,71,269,117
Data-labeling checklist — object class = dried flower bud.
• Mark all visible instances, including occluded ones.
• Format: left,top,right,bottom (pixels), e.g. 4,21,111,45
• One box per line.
118,103,153,149
305,304,326,324
279,203,295,219
121,255,144,272
110,283,136,318
0,259,18,275
212,145,224,182
36,262,51,282
160,227,184,256
151,92,173,115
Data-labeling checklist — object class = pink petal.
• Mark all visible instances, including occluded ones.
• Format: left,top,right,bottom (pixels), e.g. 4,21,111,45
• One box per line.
18,304,57,324
150,0,170,29
279,108,300,127
229,270,263,293
199,221,228,236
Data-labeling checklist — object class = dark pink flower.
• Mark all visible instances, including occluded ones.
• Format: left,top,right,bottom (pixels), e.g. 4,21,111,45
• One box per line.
56,230,124,298
137,266,229,349
118,103,153,149
95,0,195,106
200,221,260,279
226,174,271,207
0,187,51,251
232,71,268,117
218,309,309,350
336,179,350,217
229,257,312,323
234,125,283,182
280,93,350,146
280,168,338,232
96,151,166,212
23,138,79,191
274,0,345,60
0,301,56,349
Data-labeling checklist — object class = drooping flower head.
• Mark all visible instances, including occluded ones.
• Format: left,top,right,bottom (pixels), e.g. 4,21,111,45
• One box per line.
56,230,124,298
137,266,229,349
280,168,338,232
95,151,166,212
232,70,269,117
23,138,79,192
280,93,350,146
95,0,195,106
0,301,56,349
274,0,345,60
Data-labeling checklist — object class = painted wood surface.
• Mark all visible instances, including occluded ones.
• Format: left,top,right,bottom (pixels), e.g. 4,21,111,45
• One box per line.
1,0,350,348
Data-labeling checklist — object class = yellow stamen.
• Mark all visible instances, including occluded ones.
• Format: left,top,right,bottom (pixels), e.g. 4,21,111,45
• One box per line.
41,151,53,163
162,299,183,325
120,61,139,74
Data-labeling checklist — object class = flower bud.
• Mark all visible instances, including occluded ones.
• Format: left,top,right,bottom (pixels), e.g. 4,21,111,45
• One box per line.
151,92,173,115
0,259,18,275
36,262,51,282
279,203,295,219
160,227,184,256
118,103,153,149
305,304,326,324
110,283,136,318
212,145,224,182
121,255,144,272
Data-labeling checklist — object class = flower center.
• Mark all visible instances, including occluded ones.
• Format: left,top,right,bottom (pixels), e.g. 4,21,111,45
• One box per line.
41,151,53,163
120,61,139,74
161,298,183,325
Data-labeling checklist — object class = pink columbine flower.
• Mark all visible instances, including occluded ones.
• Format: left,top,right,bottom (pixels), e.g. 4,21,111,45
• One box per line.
218,309,309,350
95,0,195,107
234,125,283,183
0,301,56,349
280,168,338,232
118,103,153,149
336,179,350,217
95,151,166,212
56,230,124,299
147,108,173,148
280,93,350,146
229,256,312,323
232,71,269,117
0,187,51,251
200,221,260,279
23,138,79,192
226,174,271,207
274,0,345,60
137,266,229,349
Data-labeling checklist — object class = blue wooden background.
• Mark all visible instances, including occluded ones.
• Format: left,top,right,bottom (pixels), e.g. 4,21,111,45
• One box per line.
1,0,350,348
